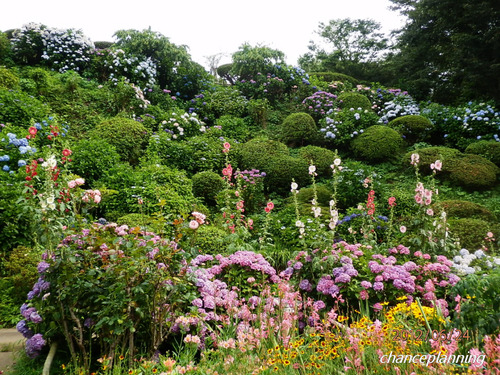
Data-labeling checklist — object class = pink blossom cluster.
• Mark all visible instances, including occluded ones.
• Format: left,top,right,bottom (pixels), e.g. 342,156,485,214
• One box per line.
82,189,101,203
68,178,84,188
414,182,434,205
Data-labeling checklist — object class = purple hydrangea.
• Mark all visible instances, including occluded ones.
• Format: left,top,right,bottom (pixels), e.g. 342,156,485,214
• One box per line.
373,282,384,291
299,279,312,292
16,320,33,339
360,281,372,289
335,273,351,284
25,333,45,358
37,261,50,274
313,300,326,310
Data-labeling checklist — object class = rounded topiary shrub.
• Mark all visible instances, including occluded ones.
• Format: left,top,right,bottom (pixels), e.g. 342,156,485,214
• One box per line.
237,137,289,171
295,185,334,209
337,92,372,111
192,225,228,254
279,112,317,147
297,145,337,178
265,156,310,195
388,115,434,144
91,117,149,165
351,125,403,162
116,213,155,229
465,140,500,167
70,138,121,184
448,218,500,250
402,146,462,173
192,171,225,206
434,200,496,222
446,154,499,190
309,72,358,85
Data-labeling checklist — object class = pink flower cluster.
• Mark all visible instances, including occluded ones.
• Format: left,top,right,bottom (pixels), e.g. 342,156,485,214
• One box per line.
82,189,101,203
189,211,206,230
68,178,85,189
414,182,434,205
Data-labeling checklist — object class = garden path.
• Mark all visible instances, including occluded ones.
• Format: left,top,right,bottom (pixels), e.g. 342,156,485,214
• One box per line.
0,328,24,373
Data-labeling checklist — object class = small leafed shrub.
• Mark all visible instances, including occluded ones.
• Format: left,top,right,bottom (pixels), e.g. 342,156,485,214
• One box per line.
448,218,500,250
0,67,19,89
237,137,289,171
0,89,50,127
191,225,228,254
91,117,149,165
434,200,496,222
403,146,462,173
264,155,309,195
70,139,121,184
337,92,372,111
351,125,404,162
297,145,336,178
446,154,499,190
465,140,500,167
192,171,225,206
388,115,434,144
214,115,250,142
279,112,317,147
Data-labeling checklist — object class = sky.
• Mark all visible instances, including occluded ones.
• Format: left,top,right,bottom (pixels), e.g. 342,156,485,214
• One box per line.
1,0,406,69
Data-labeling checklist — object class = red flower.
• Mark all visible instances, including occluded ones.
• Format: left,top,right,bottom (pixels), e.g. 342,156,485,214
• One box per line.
28,127,37,136
266,201,274,211
62,149,72,156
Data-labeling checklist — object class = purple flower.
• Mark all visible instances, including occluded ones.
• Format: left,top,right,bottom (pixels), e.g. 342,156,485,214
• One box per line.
360,281,372,289
335,273,351,284
29,311,43,324
84,318,94,328
37,261,50,274
373,282,384,291
299,279,312,292
192,298,203,308
16,320,33,339
293,261,303,270
313,300,326,310
25,333,45,358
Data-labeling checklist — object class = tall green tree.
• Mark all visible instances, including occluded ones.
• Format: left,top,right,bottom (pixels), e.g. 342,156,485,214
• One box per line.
298,18,390,81
389,0,500,103
230,43,286,80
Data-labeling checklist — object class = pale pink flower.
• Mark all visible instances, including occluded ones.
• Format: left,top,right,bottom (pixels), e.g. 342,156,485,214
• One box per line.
410,153,420,165
400,226,407,233
426,208,434,216
68,180,76,189
308,165,316,175
75,178,85,186
189,220,199,230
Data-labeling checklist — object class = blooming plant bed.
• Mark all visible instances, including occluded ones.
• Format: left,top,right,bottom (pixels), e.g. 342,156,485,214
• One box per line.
0,23,499,375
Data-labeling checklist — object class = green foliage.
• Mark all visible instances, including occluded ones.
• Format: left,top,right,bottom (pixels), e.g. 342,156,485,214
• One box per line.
434,200,496,222
448,218,500,250
91,117,149,165
192,171,225,206
214,115,250,142
231,43,285,80
465,140,500,167
388,114,434,144
148,129,225,175
449,268,500,339
337,92,372,111
4,246,39,300
403,146,462,173
446,154,499,190
116,213,155,229
191,225,228,254
264,155,310,195
351,125,404,162
0,31,12,64
192,86,248,124
0,67,19,89
70,138,121,184
297,145,336,178
279,112,317,147
0,88,50,127
237,137,289,172
308,72,358,85
335,159,380,209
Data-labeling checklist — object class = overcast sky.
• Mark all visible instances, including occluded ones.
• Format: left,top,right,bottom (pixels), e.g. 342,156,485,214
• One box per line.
1,0,406,68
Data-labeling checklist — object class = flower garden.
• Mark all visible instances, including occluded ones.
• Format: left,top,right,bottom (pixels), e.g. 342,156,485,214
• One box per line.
0,24,499,375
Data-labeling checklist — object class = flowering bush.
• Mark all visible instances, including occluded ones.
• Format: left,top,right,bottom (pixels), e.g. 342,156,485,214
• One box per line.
158,110,206,139
378,93,420,124
302,91,337,121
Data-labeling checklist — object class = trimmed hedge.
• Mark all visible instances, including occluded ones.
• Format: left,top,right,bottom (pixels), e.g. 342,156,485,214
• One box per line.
337,92,372,111
448,218,500,250
351,125,404,162
433,200,496,222
297,145,337,178
192,171,226,206
279,112,317,147
465,140,500,167
388,115,434,144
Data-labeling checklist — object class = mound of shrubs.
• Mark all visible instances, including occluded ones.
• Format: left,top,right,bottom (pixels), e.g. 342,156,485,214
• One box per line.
337,92,372,111
297,145,336,178
465,140,500,167
192,171,226,206
279,112,317,147
403,146,461,173
351,125,403,162
237,137,289,171
448,218,500,250
388,115,434,144
446,154,499,190
434,200,496,222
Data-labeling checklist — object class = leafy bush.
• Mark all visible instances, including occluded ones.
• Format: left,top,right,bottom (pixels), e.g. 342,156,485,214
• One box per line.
237,137,289,172
337,92,372,111
70,138,121,184
0,89,50,127
279,112,317,147
320,108,380,147
264,155,309,195
308,72,358,85
446,154,499,190
335,159,380,209
158,110,206,140
4,246,39,302
191,86,248,124
0,32,11,64
0,67,19,89
378,93,420,124
301,91,337,121
297,145,336,178
434,200,496,222
91,117,149,165
388,115,434,144
116,213,155,229
402,146,462,173
448,218,500,250
192,171,225,206
351,125,404,162
191,225,228,254
214,115,250,142
465,140,500,166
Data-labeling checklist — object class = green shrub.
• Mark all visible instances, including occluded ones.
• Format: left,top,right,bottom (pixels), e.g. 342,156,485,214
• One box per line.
337,92,372,111
0,88,50,127
5,246,39,301
448,218,500,250
215,115,250,142
446,154,499,190
94,41,114,49
264,155,310,195
192,171,225,206
433,200,496,222
279,112,317,147
402,146,462,173
0,67,19,89
70,139,121,184
191,225,228,254
308,72,358,85
388,115,434,144
351,125,404,162
91,117,149,165
336,159,380,209
297,145,336,178
193,86,248,124
0,32,11,64
237,137,289,171
295,185,334,207
465,140,500,167
116,213,155,229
